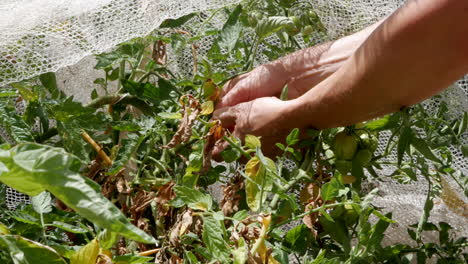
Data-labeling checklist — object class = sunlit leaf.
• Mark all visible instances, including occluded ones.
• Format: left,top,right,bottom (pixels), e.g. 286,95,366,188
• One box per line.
70,239,99,264
200,101,214,115
0,144,156,244
173,185,212,211
0,235,66,264
202,215,230,263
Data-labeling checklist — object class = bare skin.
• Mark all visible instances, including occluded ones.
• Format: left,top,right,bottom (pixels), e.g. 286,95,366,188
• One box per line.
213,0,468,157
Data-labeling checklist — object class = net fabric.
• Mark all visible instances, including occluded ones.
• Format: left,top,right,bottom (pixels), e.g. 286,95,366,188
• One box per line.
1,0,467,251
0,0,241,86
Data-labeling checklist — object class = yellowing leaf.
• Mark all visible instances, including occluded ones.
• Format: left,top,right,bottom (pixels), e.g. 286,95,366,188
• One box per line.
244,134,261,150
70,239,100,264
0,222,10,235
200,101,214,115
245,157,275,212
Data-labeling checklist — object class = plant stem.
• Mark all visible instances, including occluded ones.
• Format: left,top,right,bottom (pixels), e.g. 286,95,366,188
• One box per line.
223,136,251,159
81,130,113,166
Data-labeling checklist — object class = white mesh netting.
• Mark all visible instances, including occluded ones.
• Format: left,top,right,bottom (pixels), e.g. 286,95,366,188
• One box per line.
1,0,467,252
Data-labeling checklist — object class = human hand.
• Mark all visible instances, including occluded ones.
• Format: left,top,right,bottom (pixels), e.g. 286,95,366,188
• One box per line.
213,96,299,158
216,64,288,109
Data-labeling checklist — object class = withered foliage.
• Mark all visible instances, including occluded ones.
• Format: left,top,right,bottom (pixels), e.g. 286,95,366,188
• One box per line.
155,181,176,218
197,120,225,174
163,95,201,149
221,173,244,217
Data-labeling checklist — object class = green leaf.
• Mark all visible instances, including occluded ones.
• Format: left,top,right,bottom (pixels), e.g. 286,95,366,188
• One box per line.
173,185,213,211
159,13,197,28
112,121,141,132
48,221,89,234
0,223,9,235
95,52,121,69
122,80,161,105
232,237,248,264
319,215,350,252
113,255,154,264
0,144,156,244
280,83,289,101
221,147,241,163
218,5,243,52
70,239,99,264
202,215,230,263
462,144,468,157
256,16,292,40
321,177,344,201
284,224,314,254
39,72,63,99
397,126,412,166
286,128,300,146
411,136,440,163
0,235,66,264
98,229,119,250
457,112,468,135
108,136,144,175
0,104,34,143
31,191,52,214
310,250,327,264
364,113,401,131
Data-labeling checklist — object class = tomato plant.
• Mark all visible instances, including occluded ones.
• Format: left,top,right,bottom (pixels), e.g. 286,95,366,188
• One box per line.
0,1,467,263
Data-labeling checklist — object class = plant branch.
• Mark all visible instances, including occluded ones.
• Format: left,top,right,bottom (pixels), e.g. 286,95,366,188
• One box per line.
81,130,113,166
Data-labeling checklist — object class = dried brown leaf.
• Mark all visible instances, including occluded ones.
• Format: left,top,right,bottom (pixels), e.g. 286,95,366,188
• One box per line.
299,183,320,205
221,174,244,216
155,181,176,217
153,40,167,65
163,95,200,149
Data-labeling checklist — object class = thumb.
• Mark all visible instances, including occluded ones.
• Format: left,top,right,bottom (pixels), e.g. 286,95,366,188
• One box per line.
213,106,238,128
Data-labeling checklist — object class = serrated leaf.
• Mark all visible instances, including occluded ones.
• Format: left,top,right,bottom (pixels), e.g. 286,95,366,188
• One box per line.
31,191,52,214
0,235,66,264
256,16,292,40
173,185,212,211
0,103,34,143
70,239,99,264
202,215,230,263
108,136,144,175
218,5,243,52
0,143,156,244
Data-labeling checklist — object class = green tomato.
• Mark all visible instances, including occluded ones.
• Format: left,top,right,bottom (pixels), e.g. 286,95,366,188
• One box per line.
359,133,378,152
291,16,302,29
302,25,314,35
284,22,300,36
335,159,352,175
333,132,359,160
353,149,372,167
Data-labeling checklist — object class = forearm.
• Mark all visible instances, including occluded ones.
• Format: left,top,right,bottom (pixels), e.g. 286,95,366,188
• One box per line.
271,17,387,98
288,0,468,129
